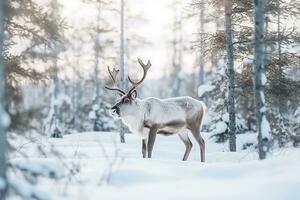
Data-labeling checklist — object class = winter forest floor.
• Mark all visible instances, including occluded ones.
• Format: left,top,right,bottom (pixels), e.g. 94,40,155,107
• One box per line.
8,131,300,200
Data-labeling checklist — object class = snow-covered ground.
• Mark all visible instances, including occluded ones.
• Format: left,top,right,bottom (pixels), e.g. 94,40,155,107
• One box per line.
9,131,300,200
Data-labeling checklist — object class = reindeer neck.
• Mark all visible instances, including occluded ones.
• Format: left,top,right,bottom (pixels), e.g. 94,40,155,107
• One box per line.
120,98,146,133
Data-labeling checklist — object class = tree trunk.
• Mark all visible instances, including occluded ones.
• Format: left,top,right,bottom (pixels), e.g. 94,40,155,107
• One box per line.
51,45,62,138
171,3,183,97
171,5,178,97
92,0,101,132
198,0,205,85
253,0,270,160
94,0,101,103
277,0,281,61
50,0,62,138
224,0,236,152
119,0,125,143
172,15,183,97
276,0,284,114
0,0,8,198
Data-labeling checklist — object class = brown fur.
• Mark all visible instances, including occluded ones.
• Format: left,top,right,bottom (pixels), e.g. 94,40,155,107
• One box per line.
157,130,174,136
186,106,205,162
143,105,205,162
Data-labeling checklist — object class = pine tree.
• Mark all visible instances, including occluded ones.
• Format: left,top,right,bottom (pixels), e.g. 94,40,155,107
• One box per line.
204,0,300,146
4,0,65,129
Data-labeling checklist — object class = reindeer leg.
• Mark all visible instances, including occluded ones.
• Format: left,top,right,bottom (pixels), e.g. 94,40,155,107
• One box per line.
142,139,147,158
178,132,193,161
190,128,205,162
147,125,159,158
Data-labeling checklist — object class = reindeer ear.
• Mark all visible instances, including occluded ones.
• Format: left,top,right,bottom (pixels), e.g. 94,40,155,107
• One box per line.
130,90,137,99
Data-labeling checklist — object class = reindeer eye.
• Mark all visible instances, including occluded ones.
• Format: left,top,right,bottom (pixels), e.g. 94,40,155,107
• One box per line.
123,98,130,104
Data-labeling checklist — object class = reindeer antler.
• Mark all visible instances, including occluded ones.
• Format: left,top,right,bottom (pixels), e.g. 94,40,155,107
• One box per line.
127,58,151,95
105,66,126,95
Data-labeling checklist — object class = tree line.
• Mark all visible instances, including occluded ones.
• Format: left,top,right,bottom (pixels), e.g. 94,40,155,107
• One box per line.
0,0,300,198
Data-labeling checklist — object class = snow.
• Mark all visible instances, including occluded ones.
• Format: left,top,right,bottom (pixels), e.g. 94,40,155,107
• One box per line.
52,91,71,107
9,179,51,200
178,71,185,79
260,91,266,104
10,159,65,180
88,110,96,120
243,58,253,64
222,113,229,122
243,55,254,65
261,72,267,85
294,107,300,117
235,132,257,149
9,131,300,200
260,106,267,113
0,109,11,128
0,177,5,189
261,115,271,139
198,83,214,97
214,121,228,134
92,104,100,111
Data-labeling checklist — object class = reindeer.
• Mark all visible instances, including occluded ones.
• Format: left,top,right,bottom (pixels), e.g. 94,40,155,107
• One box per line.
105,59,206,162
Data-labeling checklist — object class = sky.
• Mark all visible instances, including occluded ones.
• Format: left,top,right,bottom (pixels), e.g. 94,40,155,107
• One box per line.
59,0,200,80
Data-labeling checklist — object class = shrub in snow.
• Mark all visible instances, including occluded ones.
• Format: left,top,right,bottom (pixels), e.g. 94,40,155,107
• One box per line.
50,126,62,138
212,120,228,143
269,107,300,147
242,142,255,150
9,160,64,184
291,107,300,146
210,112,247,143
89,101,117,132
7,159,65,200
269,112,288,147
199,67,247,144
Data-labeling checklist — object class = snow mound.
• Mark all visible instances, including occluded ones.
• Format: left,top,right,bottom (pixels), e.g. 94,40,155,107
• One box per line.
9,132,300,200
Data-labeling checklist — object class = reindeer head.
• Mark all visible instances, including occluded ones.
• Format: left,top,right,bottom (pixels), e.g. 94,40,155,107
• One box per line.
105,58,151,118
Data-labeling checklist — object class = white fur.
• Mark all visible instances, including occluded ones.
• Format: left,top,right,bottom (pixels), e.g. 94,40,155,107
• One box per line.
116,96,205,138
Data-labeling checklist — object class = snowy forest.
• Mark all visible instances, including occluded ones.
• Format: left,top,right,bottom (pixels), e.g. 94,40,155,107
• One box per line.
0,0,300,199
